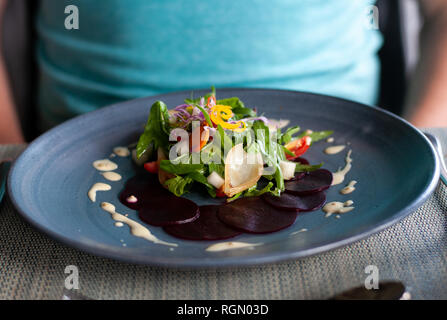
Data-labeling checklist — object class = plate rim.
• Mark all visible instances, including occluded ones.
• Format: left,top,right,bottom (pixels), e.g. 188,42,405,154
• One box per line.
7,88,440,268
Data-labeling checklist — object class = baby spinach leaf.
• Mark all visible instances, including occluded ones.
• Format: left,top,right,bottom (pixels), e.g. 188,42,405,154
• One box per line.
136,101,170,158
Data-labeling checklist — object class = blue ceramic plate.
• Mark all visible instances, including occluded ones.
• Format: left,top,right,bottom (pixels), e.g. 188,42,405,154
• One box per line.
8,89,439,267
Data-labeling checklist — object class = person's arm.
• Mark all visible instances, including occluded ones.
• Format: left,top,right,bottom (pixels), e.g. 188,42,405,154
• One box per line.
406,0,447,127
0,0,24,143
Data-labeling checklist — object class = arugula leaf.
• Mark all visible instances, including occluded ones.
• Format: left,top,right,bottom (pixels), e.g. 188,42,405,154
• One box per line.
251,120,285,194
186,172,214,189
227,182,279,202
227,192,243,202
164,176,193,197
217,124,233,153
273,162,285,193
208,163,225,177
253,120,270,156
280,126,300,145
283,146,295,157
274,141,286,161
163,165,216,197
295,163,323,172
255,144,285,195
245,182,277,197
216,97,256,119
136,101,170,158
159,160,204,175
186,171,217,198
298,130,333,144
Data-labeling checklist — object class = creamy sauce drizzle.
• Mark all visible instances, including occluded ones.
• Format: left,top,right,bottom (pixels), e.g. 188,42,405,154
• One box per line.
93,159,118,171
113,146,130,157
205,242,262,252
101,172,122,182
323,200,354,218
340,180,357,195
290,228,308,235
331,150,353,186
100,202,177,247
126,195,138,203
324,145,346,155
88,183,111,202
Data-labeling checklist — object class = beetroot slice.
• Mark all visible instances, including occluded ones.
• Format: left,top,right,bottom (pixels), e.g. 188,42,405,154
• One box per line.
290,172,305,181
217,197,297,234
262,192,326,212
138,196,199,227
163,205,242,240
285,169,333,195
119,173,170,210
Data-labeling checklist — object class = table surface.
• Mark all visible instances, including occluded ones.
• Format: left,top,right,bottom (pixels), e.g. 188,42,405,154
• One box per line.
1,128,447,300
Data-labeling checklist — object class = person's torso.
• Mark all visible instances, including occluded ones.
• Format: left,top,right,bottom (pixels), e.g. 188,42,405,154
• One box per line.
36,0,382,129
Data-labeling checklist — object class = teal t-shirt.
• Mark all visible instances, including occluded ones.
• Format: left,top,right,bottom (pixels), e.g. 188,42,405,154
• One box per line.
36,0,382,129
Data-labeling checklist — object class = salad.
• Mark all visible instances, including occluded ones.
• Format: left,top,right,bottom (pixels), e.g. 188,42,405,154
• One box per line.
134,87,333,202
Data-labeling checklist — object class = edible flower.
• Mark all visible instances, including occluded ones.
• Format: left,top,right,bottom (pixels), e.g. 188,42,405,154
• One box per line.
208,98,246,132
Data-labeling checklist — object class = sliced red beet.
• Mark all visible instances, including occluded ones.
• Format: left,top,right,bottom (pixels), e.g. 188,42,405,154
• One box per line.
138,196,199,227
262,192,326,212
119,173,170,210
285,169,333,195
217,197,297,234
163,205,242,240
290,172,305,181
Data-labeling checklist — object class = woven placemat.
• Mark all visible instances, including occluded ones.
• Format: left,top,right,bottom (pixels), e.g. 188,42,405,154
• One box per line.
1,129,446,300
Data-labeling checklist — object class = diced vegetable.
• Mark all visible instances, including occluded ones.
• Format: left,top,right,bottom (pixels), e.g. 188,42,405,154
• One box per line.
207,171,225,189
279,160,296,180
143,161,158,174
285,136,311,160
216,188,226,198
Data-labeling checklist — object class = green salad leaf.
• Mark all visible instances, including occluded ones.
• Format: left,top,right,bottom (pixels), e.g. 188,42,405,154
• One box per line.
227,182,279,202
299,130,334,144
295,162,324,172
136,101,170,159
161,162,217,197
280,126,300,145
208,163,225,177
216,97,256,119
164,176,194,197
159,160,204,175
186,172,215,192
217,124,233,154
